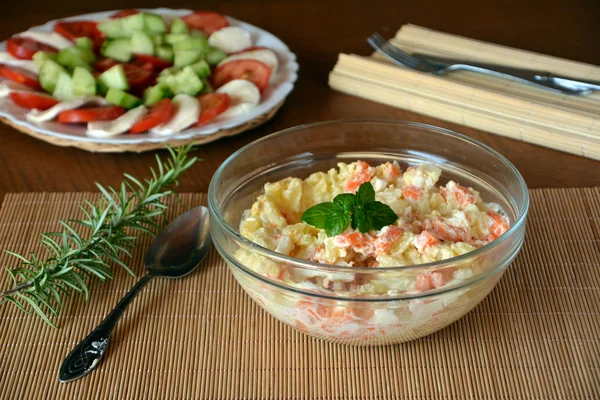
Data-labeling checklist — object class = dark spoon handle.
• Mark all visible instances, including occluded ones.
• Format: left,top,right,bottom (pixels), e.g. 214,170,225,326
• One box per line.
59,273,154,383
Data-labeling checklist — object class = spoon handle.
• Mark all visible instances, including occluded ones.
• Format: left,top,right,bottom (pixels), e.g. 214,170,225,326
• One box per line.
59,273,154,383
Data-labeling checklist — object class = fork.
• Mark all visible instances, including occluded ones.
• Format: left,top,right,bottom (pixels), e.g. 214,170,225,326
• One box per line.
367,33,597,95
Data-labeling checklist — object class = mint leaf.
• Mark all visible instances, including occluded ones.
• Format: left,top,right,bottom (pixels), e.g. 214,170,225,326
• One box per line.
301,202,340,228
354,209,372,232
324,212,351,236
365,201,398,230
356,182,375,206
333,193,356,213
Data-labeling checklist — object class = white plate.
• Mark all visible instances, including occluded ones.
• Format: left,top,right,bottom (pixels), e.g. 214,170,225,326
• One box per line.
0,8,298,145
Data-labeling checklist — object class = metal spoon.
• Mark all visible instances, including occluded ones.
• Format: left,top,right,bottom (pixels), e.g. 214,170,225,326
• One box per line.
58,206,211,383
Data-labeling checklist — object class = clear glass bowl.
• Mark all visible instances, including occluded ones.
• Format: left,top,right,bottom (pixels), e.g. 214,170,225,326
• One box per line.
208,120,529,345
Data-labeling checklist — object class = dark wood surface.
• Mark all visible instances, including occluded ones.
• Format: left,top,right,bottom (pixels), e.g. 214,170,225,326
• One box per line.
1,0,599,197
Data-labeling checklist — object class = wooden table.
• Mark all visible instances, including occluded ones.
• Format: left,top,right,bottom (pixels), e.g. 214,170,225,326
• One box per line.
1,0,598,197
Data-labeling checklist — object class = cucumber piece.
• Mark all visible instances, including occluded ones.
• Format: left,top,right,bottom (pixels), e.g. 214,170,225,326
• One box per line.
163,66,204,96
97,64,129,92
32,51,57,70
174,50,201,68
131,31,154,55
75,37,94,51
189,60,210,78
53,73,73,101
101,39,132,62
105,88,141,109
151,34,165,47
144,13,167,34
201,78,213,93
38,60,69,94
98,19,126,38
121,13,146,35
189,29,208,40
170,17,188,34
56,47,95,71
165,33,189,45
143,83,171,106
172,37,208,53
156,45,174,62
206,47,227,66
72,66,97,96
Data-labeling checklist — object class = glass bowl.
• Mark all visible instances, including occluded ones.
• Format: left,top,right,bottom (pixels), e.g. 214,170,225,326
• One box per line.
208,120,529,345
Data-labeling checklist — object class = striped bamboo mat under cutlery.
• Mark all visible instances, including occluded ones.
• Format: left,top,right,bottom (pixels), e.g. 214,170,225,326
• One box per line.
329,24,600,160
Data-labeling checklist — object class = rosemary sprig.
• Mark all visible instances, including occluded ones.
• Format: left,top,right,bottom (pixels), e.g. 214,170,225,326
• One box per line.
0,145,199,327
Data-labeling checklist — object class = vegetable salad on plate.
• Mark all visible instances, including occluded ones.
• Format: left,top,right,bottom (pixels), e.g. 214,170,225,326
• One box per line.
235,161,510,343
0,10,280,137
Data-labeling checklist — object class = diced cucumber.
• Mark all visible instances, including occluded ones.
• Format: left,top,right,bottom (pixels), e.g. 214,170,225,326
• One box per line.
156,45,174,62
53,73,73,101
189,29,208,40
174,50,201,68
32,51,57,70
189,60,210,78
144,13,167,34
163,66,204,96
57,46,95,71
97,64,129,92
105,88,141,109
72,66,97,96
170,17,188,34
38,60,69,94
143,83,171,106
98,19,127,38
151,34,164,47
172,37,208,53
121,13,146,35
131,31,154,55
206,47,227,66
165,33,189,45
201,78,213,93
101,39,132,62
75,37,94,51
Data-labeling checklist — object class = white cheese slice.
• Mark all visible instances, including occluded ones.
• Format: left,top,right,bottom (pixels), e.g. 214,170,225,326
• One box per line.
17,31,72,50
0,52,38,75
215,79,260,119
0,80,35,97
218,48,278,82
26,95,108,123
150,94,199,136
208,27,252,54
87,105,147,138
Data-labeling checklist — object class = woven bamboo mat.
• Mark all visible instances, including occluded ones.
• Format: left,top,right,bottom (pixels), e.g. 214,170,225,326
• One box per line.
0,190,598,399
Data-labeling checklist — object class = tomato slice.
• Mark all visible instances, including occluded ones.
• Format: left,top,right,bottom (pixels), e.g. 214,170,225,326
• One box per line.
129,99,174,133
182,11,229,35
9,91,59,110
122,63,153,88
95,58,119,72
6,37,58,60
110,9,140,19
133,54,172,71
212,59,271,92
54,20,100,41
196,93,230,125
57,106,126,123
0,66,41,89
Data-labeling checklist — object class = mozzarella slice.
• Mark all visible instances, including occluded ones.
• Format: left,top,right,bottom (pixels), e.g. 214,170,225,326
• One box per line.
208,27,252,54
215,79,260,119
0,80,34,97
151,94,200,136
17,31,72,50
27,96,108,123
87,106,147,138
0,52,38,75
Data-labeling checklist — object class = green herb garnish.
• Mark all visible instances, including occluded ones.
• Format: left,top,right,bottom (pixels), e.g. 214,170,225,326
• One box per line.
0,145,198,327
300,182,398,236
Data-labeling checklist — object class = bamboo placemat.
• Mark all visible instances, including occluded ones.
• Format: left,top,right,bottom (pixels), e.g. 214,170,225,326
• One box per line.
328,25,600,161
0,190,599,399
